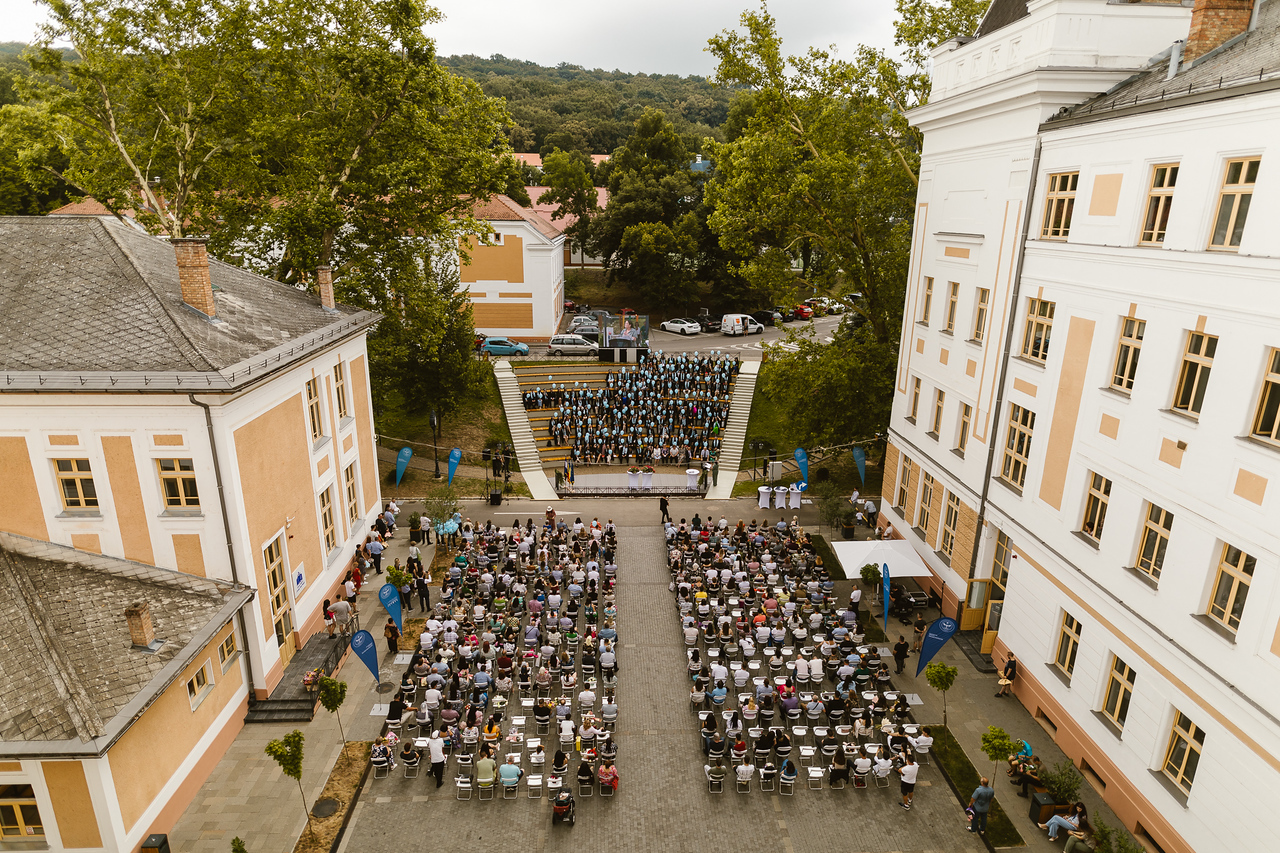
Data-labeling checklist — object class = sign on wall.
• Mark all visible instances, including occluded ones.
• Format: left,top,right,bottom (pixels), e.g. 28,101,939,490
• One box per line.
292,564,307,597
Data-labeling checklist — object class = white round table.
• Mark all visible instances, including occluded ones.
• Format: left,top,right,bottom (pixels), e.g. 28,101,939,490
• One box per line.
686,468,700,489
758,486,771,509
774,486,788,509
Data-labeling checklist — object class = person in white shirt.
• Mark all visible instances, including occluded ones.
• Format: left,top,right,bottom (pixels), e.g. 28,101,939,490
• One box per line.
735,762,755,783
908,727,934,754
427,731,447,788
898,755,919,809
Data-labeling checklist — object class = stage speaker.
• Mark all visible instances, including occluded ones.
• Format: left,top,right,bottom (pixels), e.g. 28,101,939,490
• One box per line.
599,349,616,363
489,491,503,506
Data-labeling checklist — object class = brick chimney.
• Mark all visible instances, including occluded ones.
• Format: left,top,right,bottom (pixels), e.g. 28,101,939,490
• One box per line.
1183,0,1255,63
125,600,156,648
316,265,337,313
172,237,217,318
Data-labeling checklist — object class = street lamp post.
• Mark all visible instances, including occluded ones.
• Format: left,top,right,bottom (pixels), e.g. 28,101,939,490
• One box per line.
430,409,441,479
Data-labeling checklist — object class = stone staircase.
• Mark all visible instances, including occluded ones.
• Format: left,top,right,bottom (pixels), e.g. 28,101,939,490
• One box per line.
704,360,759,500
492,360,558,501
244,697,316,724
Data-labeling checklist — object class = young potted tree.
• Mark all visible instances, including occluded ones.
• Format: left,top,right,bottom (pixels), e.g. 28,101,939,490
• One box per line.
1031,759,1083,823
408,512,422,544
839,508,858,540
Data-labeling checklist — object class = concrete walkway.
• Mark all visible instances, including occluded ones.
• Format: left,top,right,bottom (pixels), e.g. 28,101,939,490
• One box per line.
167,496,1123,852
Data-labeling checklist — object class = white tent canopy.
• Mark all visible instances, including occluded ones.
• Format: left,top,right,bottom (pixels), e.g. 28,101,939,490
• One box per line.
831,539,934,579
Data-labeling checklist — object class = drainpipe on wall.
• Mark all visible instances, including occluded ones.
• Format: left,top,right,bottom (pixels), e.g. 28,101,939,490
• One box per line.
190,393,257,700
966,137,1044,591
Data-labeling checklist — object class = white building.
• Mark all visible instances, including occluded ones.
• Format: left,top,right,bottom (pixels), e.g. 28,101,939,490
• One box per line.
884,1,1280,850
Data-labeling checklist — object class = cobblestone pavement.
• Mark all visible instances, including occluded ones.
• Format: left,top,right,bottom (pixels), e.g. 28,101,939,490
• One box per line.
339,508,986,853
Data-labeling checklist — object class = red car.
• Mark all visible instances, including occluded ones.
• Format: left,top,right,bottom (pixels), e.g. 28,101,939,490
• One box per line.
792,305,814,320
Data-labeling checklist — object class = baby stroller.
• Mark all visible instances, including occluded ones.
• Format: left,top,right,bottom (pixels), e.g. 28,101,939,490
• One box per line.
552,788,576,825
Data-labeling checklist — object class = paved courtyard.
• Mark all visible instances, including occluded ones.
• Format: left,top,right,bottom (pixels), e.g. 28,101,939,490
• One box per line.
338,502,985,853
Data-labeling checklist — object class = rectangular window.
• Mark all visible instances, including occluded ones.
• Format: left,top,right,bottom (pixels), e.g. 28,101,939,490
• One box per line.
186,661,212,706
930,389,945,435
306,378,324,441
344,463,360,524
1111,317,1145,392
1250,348,1280,444
1172,332,1217,416
265,536,293,651
945,281,959,333
1041,172,1079,239
909,377,921,421
1136,503,1174,581
1081,472,1111,541
54,458,98,510
991,530,1011,590
218,632,238,670
1102,656,1136,729
1001,404,1035,489
0,786,44,839
1208,157,1259,250
940,493,961,558
1208,544,1255,632
920,277,933,325
896,455,911,509
1163,711,1204,794
972,288,989,342
1140,164,1179,245
1021,298,1055,363
334,362,349,420
957,403,972,455
1055,612,1082,677
320,487,337,552
157,458,200,508
917,473,935,533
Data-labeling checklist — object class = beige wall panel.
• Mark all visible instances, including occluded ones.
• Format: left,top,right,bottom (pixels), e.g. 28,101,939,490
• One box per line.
1037,317,1096,510
0,436,49,540
472,302,534,330
48,435,79,446
1087,173,1124,216
1013,377,1038,397
1233,468,1267,506
101,435,155,565
351,355,380,518
172,534,206,578
1099,413,1120,439
70,533,101,554
460,236,524,283
43,760,102,848
1158,437,1184,469
152,434,185,447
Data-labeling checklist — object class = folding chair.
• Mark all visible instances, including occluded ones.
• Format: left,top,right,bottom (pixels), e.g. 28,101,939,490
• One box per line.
736,766,754,793
403,758,420,778
455,774,473,800
779,773,796,796
601,779,615,797
477,777,495,800
527,774,544,798
372,759,390,779
705,766,724,793
759,768,777,792
578,777,594,797
875,768,892,788
502,778,519,799
914,744,931,766
807,766,825,789
798,745,817,766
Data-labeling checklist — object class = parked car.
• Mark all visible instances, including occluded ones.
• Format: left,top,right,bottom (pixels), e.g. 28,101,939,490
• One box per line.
563,299,576,313
660,317,702,335
474,333,488,352
750,310,782,327
771,306,797,322
698,313,724,333
568,313,596,330
792,304,814,320
547,334,598,356
721,314,765,336
573,325,602,343
481,336,529,356
807,296,844,314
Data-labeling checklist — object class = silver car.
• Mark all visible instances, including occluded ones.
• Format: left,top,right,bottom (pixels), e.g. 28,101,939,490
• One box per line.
547,334,599,356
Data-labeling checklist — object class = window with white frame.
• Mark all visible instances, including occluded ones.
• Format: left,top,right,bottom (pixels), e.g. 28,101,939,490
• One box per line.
1207,543,1255,632
1110,317,1145,392
972,287,989,342
1135,503,1174,581
1054,612,1081,678
1000,404,1035,489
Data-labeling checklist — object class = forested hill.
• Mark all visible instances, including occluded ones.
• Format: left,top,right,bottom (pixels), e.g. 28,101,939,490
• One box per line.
441,54,738,157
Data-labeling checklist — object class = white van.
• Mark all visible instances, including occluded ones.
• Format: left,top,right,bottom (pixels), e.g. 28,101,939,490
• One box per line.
721,314,764,336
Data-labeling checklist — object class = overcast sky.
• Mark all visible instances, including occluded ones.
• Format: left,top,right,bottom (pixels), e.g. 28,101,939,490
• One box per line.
2,0,899,76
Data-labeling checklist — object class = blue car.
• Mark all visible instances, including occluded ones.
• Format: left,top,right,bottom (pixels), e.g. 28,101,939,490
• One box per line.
481,336,529,357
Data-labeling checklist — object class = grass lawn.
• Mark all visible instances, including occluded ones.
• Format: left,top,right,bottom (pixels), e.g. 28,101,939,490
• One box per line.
375,368,515,468
932,726,1025,848
380,466,531,500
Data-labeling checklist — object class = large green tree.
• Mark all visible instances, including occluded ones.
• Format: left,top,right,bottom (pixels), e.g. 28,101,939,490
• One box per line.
537,148,598,266
589,108,702,306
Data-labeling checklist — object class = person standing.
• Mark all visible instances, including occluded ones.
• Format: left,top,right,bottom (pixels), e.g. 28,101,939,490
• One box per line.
659,495,671,523
969,777,995,834
367,532,385,574
384,618,401,655
427,730,447,788
893,635,910,674
898,754,918,809
912,612,927,652
997,653,1018,697
416,573,432,613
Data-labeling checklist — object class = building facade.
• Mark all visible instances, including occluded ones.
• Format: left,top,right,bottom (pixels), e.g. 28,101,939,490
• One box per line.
461,195,566,341
0,216,383,848
884,1,1280,850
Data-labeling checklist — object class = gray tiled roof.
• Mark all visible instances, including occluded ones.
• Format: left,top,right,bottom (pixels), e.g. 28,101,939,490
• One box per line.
975,0,1028,38
0,532,251,751
1050,0,1280,125
0,216,379,385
